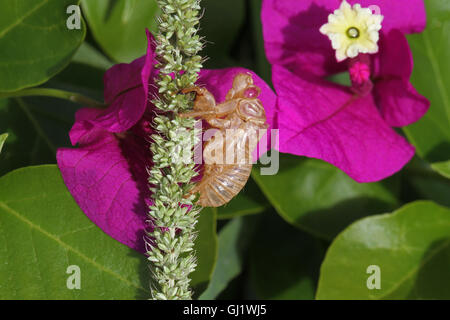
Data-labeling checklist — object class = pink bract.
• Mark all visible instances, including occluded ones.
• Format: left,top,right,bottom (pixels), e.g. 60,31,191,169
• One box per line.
373,30,430,127
273,65,414,182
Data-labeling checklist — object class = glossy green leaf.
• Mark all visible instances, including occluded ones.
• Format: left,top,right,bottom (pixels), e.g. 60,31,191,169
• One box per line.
0,165,149,299
249,212,326,300
199,216,255,300
405,0,450,178
81,0,159,63
0,0,86,92
0,133,7,154
0,56,106,176
217,178,269,220
252,154,400,240
191,207,218,297
317,201,450,300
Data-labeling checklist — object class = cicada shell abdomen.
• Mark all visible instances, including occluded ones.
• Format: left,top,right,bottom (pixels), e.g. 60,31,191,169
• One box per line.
197,116,265,207
196,164,252,207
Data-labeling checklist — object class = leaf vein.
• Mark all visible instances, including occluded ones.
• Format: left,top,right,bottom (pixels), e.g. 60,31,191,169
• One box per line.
0,0,50,40
0,201,146,292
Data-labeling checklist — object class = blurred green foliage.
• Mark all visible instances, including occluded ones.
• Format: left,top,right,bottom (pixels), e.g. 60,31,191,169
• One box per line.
405,0,450,179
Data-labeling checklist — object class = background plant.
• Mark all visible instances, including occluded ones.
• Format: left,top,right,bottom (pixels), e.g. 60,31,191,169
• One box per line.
146,0,204,300
0,0,449,299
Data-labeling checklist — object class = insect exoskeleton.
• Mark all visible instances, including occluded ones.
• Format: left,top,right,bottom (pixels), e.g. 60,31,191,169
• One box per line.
193,164,253,208
181,73,268,207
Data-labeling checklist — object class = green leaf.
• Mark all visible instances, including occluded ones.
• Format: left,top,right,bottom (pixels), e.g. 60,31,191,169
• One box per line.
409,173,450,207
199,216,255,300
0,133,7,154
0,0,86,92
81,0,159,63
0,98,61,176
191,207,218,297
0,165,149,299
327,72,352,86
405,0,450,177
431,161,450,179
316,201,450,300
72,42,114,70
248,212,326,300
252,154,400,240
406,158,450,207
201,0,245,68
0,56,106,176
216,178,269,220
48,59,106,102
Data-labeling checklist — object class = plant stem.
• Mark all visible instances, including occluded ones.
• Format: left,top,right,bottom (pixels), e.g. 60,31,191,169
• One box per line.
0,88,105,108
15,98,57,153
146,0,204,300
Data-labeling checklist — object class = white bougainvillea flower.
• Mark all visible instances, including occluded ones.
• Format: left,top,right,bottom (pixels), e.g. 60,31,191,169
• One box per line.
320,0,384,62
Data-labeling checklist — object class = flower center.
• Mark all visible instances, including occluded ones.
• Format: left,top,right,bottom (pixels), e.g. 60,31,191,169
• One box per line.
346,27,360,39
319,0,384,62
